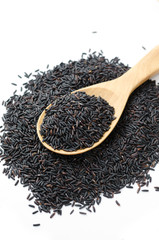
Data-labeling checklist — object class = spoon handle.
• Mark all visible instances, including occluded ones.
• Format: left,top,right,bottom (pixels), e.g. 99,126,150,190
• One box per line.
119,45,159,94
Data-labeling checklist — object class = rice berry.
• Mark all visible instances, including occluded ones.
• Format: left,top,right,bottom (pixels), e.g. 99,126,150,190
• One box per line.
0,52,158,217
40,91,115,151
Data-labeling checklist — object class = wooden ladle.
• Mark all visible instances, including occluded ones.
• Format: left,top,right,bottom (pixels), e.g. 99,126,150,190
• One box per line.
37,45,159,155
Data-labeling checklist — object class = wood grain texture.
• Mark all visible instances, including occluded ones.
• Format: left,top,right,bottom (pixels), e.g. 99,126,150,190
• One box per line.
37,45,159,155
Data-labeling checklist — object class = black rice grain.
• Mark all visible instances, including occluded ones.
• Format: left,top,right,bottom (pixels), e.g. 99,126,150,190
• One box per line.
154,186,159,191
29,196,34,201
14,180,19,186
70,209,74,215
33,224,40,227
50,212,56,218
126,186,133,189
93,206,96,212
29,204,35,208
115,200,120,206
32,211,38,215
79,212,87,215
27,193,31,200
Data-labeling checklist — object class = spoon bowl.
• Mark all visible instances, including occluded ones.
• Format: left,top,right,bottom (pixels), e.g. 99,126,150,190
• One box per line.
37,45,159,155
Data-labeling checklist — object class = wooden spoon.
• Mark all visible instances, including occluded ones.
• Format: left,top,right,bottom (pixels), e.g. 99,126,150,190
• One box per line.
37,45,159,155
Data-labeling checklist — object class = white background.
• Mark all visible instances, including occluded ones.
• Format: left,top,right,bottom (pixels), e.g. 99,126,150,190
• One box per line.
0,0,159,239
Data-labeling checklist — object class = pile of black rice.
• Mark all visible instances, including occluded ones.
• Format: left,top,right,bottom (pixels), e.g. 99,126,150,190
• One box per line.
40,91,115,151
0,52,159,217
